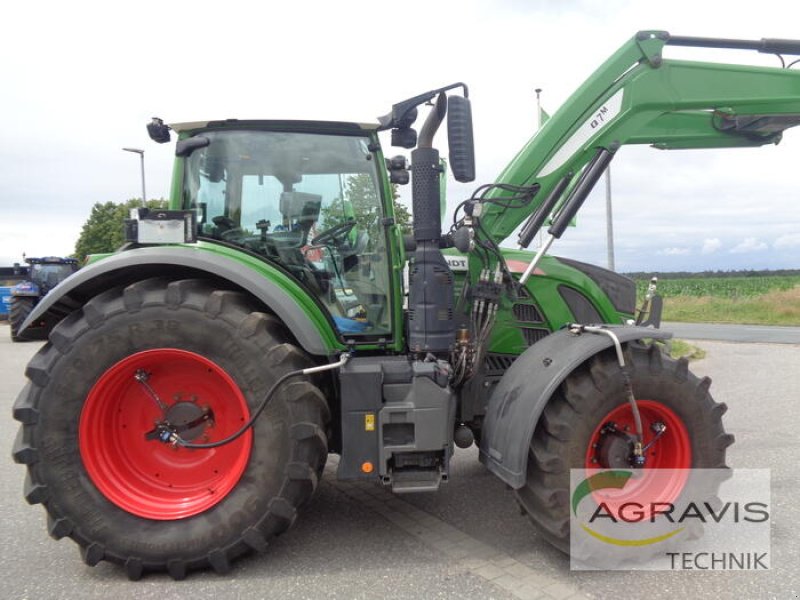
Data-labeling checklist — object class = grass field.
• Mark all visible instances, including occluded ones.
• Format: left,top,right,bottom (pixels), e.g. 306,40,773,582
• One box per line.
665,338,707,361
634,275,800,326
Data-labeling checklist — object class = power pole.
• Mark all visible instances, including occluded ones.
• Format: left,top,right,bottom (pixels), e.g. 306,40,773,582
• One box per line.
535,88,543,129
535,88,543,249
605,166,615,271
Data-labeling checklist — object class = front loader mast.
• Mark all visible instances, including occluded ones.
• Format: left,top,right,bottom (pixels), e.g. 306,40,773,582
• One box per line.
473,31,800,248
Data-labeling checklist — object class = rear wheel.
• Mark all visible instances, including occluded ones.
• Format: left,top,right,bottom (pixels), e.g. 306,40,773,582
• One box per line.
12,278,330,579
9,295,35,342
515,343,733,554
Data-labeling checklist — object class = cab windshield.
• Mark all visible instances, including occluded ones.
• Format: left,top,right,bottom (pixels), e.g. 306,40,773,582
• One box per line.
30,263,77,291
182,129,392,337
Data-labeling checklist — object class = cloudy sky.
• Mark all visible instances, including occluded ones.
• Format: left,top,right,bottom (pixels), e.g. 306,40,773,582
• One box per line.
2,0,799,273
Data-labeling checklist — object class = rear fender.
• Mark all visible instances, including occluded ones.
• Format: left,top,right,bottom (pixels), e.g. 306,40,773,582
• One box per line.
478,325,671,488
18,246,339,356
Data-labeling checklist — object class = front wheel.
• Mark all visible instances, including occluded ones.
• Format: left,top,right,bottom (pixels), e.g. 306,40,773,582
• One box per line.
12,278,330,579
515,343,734,555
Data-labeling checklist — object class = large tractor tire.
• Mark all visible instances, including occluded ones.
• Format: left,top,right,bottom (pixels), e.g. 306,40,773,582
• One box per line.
12,278,330,579
9,295,35,342
515,343,733,556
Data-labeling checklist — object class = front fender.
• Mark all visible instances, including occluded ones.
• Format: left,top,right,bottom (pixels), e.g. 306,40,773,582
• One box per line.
19,245,340,356
478,325,671,488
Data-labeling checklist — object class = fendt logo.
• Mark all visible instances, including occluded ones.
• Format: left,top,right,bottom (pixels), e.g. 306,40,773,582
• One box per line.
571,470,769,548
445,257,468,272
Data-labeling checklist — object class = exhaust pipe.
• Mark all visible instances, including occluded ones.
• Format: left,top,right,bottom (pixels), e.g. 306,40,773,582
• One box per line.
408,94,455,354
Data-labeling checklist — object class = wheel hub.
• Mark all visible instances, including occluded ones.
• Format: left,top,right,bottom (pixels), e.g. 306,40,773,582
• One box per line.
584,400,693,517
163,401,214,442
593,422,637,468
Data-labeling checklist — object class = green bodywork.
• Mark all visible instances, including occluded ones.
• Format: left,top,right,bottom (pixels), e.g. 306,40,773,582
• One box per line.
445,249,631,357
175,241,346,353
489,252,630,354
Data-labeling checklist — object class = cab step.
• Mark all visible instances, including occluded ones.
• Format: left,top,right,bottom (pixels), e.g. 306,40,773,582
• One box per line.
388,469,446,494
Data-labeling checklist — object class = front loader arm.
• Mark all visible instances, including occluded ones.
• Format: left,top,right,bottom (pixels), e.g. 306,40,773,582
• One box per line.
481,31,800,244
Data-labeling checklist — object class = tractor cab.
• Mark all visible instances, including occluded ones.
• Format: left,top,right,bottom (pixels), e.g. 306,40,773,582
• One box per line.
15,257,79,297
173,121,395,337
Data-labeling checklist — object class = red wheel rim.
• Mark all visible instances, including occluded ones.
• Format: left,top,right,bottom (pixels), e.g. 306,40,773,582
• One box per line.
80,349,252,520
585,400,691,515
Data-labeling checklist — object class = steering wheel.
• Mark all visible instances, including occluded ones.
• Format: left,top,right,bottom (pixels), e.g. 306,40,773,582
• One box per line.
212,215,244,241
311,220,356,246
212,215,237,231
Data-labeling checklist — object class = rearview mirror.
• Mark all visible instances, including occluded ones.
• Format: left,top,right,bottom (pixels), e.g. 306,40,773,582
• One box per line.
147,117,171,143
447,96,475,183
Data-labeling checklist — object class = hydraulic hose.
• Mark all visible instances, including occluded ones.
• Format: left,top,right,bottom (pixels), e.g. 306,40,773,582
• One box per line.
571,325,644,444
164,353,351,449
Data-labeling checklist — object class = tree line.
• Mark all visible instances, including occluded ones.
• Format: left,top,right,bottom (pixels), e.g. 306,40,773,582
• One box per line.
73,180,411,261
624,269,800,280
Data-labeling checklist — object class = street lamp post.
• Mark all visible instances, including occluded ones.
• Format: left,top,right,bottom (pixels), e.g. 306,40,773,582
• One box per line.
122,147,146,204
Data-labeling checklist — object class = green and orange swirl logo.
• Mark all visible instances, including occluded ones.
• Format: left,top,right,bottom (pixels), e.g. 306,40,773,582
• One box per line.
572,470,684,546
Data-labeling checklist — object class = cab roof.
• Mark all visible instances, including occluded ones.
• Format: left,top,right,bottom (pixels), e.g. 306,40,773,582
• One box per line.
169,119,379,134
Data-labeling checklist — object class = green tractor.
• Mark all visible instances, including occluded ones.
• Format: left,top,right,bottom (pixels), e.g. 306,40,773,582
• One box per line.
12,32,800,578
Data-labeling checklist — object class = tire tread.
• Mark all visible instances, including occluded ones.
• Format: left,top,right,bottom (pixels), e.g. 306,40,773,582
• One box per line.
515,343,732,554
12,277,330,579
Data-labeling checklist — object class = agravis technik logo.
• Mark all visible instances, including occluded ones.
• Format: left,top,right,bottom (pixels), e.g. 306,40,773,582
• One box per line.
569,468,771,570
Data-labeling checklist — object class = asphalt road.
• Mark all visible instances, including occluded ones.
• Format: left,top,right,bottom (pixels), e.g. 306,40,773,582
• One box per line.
663,321,800,344
1,322,797,600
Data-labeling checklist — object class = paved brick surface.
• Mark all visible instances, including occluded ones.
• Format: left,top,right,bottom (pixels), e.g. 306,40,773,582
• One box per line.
327,458,589,600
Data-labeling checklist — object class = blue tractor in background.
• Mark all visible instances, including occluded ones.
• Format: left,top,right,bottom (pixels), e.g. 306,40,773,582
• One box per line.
9,257,79,342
